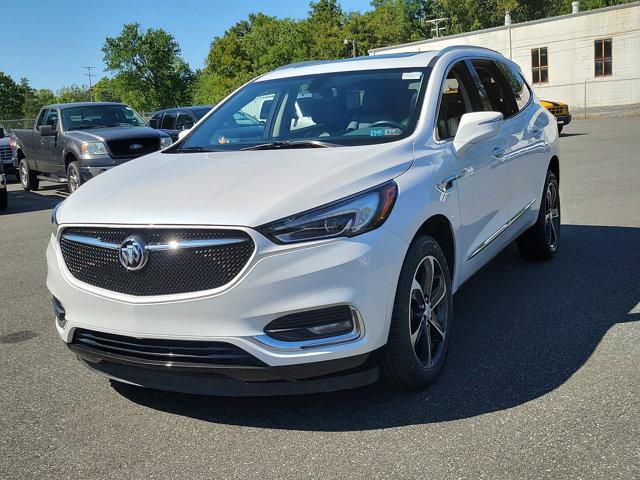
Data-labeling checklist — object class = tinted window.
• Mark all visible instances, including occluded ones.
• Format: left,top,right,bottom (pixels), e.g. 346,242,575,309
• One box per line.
437,63,473,139
61,105,145,130
44,109,58,130
471,60,518,118
175,112,195,130
149,113,163,129
496,62,531,112
179,68,430,151
161,111,176,129
193,108,211,120
36,109,48,127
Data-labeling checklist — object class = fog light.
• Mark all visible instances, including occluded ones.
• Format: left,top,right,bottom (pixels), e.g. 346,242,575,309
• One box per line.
264,305,355,341
52,297,66,328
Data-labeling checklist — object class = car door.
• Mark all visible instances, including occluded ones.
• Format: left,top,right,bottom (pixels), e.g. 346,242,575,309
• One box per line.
437,61,510,276
30,109,48,171
493,60,551,218
40,108,63,174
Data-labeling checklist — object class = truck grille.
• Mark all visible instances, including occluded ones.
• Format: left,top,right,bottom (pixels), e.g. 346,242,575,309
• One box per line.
546,105,568,116
106,138,160,158
59,227,255,296
0,146,12,163
72,328,264,367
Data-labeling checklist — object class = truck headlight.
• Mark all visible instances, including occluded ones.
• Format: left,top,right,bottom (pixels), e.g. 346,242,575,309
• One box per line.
259,181,398,244
160,137,173,148
81,142,108,155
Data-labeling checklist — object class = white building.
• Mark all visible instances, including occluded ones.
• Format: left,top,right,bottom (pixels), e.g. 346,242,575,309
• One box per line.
370,1,640,114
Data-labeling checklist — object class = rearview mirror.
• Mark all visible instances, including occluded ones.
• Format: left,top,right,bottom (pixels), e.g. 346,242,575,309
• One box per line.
177,128,191,141
38,125,56,136
453,112,503,156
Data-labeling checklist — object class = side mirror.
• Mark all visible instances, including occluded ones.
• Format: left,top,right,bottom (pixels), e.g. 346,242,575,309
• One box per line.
38,125,56,136
177,128,191,141
259,100,273,121
0,127,5,138
453,112,503,156
149,118,159,129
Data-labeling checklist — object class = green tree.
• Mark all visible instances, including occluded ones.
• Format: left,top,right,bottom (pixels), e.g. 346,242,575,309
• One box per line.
56,84,92,103
301,0,347,60
0,71,24,119
93,77,122,102
102,23,195,111
19,78,56,119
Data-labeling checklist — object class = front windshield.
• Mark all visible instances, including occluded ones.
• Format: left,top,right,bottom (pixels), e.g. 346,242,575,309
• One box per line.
62,104,146,130
178,68,430,151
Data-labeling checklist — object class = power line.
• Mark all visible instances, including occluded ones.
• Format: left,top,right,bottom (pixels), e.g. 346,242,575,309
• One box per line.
83,66,96,102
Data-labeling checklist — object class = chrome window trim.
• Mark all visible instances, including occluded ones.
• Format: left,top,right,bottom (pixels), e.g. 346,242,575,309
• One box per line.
467,198,535,260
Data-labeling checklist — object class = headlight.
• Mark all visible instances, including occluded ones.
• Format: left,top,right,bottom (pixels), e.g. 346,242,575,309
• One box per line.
51,202,62,235
160,137,173,148
81,142,107,155
259,181,398,244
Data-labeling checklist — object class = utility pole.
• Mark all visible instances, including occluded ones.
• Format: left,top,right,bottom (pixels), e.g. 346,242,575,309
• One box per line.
83,66,96,102
424,17,449,38
344,39,356,58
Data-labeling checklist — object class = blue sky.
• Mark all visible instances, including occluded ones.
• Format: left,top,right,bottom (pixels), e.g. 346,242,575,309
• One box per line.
0,0,373,91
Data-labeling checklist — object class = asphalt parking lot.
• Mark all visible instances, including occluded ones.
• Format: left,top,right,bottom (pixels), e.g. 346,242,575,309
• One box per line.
1,117,639,479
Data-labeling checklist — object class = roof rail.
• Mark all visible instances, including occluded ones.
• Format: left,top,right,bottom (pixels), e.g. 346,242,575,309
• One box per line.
437,45,501,56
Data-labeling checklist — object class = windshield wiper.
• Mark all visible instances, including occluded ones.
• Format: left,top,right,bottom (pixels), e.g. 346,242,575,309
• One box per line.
241,140,337,151
175,145,221,153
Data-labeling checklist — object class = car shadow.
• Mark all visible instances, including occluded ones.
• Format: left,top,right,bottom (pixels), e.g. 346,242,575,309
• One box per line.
2,187,67,215
113,224,639,431
560,132,589,137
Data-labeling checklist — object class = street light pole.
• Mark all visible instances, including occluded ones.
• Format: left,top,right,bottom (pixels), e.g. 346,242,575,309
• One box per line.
344,39,356,58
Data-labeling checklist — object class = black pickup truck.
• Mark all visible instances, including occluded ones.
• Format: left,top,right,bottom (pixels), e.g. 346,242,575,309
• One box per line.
11,102,172,193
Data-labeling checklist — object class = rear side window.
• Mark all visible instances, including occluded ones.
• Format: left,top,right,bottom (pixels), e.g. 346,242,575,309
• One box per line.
175,112,195,131
149,113,163,129
496,61,531,112
471,60,518,119
161,112,176,129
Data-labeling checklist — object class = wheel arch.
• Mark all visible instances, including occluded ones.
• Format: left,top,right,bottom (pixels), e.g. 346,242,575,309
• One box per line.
64,151,78,171
412,214,456,285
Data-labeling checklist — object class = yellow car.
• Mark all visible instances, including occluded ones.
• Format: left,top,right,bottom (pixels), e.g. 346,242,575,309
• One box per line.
541,100,572,133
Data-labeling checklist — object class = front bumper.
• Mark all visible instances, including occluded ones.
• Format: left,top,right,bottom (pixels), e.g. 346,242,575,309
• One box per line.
80,165,115,181
555,114,572,126
47,225,407,392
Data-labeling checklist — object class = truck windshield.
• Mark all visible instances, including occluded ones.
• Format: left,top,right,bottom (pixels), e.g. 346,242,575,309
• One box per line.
177,68,430,152
62,105,146,131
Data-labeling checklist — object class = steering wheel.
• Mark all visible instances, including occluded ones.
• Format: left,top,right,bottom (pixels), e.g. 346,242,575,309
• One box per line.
368,121,407,131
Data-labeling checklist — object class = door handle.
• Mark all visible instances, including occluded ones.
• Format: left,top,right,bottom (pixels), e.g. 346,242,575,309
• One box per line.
40,138,45,145
437,168,470,193
492,146,506,159
532,127,543,139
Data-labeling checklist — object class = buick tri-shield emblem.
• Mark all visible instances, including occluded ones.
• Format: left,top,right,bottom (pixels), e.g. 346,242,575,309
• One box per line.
130,143,142,150
118,236,148,271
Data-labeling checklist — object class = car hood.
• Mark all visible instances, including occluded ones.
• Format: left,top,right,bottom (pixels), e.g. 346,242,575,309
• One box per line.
67,126,167,142
57,141,414,227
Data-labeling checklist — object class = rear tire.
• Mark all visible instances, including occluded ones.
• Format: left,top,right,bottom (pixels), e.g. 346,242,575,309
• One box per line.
67,162,82,193
517,170,560,261
380,235,453,390
19,159,39,191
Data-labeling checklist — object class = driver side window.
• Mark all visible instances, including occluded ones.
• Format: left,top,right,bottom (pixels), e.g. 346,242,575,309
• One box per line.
437,63,473,140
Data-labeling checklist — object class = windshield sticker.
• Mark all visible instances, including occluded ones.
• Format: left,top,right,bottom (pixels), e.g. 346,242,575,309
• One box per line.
402,71,422,80
370,128,402,137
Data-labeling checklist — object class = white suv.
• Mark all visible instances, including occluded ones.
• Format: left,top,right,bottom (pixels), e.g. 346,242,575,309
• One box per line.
47,46,560,395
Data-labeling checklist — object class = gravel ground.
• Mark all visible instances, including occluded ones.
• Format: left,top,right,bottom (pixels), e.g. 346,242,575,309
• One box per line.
1,117,639,479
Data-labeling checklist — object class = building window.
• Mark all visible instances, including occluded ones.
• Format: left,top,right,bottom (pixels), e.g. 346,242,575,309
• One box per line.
531,48,548,84
594,38,612,77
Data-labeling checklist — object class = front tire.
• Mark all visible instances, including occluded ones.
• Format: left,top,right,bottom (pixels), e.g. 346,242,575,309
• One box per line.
19,159,39,191
517,170,560,261
381,235,453,390
67,162,82,193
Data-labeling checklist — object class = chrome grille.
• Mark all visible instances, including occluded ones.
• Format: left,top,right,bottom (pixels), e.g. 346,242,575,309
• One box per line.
59,227,255,296
0,146,11,163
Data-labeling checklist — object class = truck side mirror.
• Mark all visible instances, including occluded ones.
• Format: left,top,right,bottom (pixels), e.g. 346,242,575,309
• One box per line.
38,125,56,136
0,127,5,138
